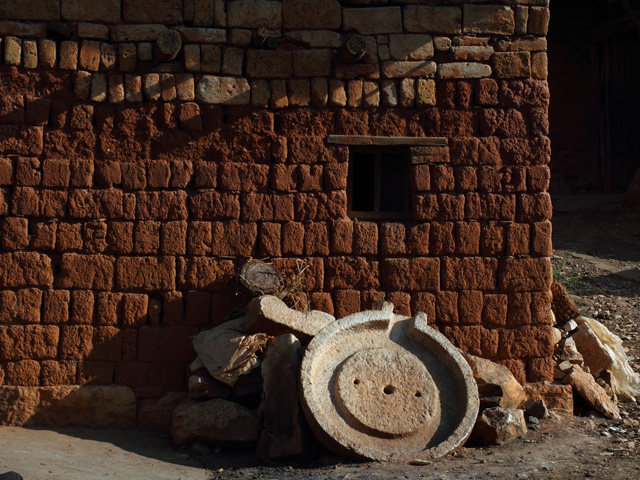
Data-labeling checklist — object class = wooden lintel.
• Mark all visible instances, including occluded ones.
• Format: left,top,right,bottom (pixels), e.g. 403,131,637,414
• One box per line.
327,135,448,147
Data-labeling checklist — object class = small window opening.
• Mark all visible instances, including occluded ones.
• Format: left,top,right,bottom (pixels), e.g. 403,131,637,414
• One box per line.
349,148,411,219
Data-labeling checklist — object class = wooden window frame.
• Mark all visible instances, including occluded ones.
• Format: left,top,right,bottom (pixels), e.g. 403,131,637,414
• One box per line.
347,147,412,220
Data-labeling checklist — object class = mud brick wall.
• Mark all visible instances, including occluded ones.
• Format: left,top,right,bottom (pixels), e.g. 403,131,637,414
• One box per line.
0,0,553,398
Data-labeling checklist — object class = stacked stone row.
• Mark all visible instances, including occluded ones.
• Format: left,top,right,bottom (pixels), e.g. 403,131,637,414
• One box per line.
2,0,549,108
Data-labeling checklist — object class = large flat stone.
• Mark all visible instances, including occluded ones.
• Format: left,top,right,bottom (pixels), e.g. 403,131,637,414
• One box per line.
343,7,402,34
571,322,614,376
227,0,282,28
171,398,260,447
463,5,515,35
404,6,461,34
463,353,526,409
246,50,293,78
196,75,251,105
257,334,307,459
283,0,341,30
123,0,184,23
470,407,527,446
0,386,136,428
0,0,60,21
562,365,620,419
62,0,121,23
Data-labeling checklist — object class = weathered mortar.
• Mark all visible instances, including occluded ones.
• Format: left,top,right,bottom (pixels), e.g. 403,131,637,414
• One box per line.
0,0,553,399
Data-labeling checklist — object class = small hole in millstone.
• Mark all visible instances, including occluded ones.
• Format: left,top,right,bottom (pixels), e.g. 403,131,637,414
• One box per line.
353,379,360,385
415,391,422,398
383,385,396,395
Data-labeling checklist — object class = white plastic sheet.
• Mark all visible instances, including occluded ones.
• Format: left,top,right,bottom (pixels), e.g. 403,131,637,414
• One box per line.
576,316,640,399
192,317,272,387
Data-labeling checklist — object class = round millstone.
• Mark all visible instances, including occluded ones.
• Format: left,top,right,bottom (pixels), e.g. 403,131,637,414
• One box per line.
299,305,479,462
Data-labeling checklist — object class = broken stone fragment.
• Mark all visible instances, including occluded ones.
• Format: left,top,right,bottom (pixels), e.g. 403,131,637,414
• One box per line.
462,353,526,409
563,319,579,333
257,334,308,460
171,398,260,447
137,392,188,430
558,337,584,365
243,295,335,342
551,280,581,323
523,382,573,414
571,322,614,376
597,370,617,402
562,365,620,419
192,318,272,387
525,399,548,420
470,407,527,446
188,375,231,400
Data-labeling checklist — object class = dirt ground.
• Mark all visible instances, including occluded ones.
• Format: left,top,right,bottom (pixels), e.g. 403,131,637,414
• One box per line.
2,194,640,480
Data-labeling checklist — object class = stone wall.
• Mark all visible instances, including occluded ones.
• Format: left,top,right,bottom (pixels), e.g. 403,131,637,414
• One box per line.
0,0,553,401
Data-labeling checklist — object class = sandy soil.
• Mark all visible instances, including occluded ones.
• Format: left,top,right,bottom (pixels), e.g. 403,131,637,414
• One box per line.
2,195,640,480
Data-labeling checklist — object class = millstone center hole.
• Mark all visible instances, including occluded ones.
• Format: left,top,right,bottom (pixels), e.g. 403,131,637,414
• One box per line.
415,391,422,398
353,379,360,385
383,385,396,395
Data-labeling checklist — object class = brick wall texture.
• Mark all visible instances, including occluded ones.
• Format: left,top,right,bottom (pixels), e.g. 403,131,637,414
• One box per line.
0,0,553,396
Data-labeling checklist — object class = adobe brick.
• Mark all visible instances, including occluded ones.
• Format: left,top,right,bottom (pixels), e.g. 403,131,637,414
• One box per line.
477,166,502,193
333,290,361,319
294,193,319,222
442,257,498,290
16,289,43,325
55,223,83,252
218,163,270,193
0,252,53,289
441,326,499,359
70,290,94,325
517,192,552,222
210,221,257,256
43,290,70,325
259,222,281,257
380,223,406,256
177,257,235,291
411,164,430,193
388,292,412,316
41,360,77,386
14,157,41,186
298,164,324,192
94,161,121,187
10,187,40,217
3,325,59,361
324,163,348,191
411,292,436,322
449,137,501,167
482,294,508,327
0,188,9,217
147,161,171,189
527,356,553,383
89,326,122,362
505,223,530,256
134,221,161,255
70,159,94,187
121,328,138,363
281,222,305,255
309,292,333,316
429,222,455,255
2,217,29,250
41,159,71,187
163,291,184,326
455,221,481,255
325,256,380,290
437,194,465,221
527,165,550,192
531,290,553,327
407,224,429,256
114,362,148,388
353,222,378,255
170,160,193,188
272,194,295,221
137,326,198,363
480,222,505,256
531,221,552,257
40,190,68,219
137,191,188,221
70,104,94,130
498,326,554,359
25,98,52,127
0,158,13,185
106,221,133,254
240,193,273,223
436,291,458,325
57,253,114,290
499,257,552,292
95,292,123,326
116,256,175,292
475,78,499,106
271,164,297,191
76,361,114,385
188,191,240,220
458,290,483,325
465,193,516,221
186,221,211,256
160,221,187,255
507,292,532,327
330,220,353,255
192,162,217,189
83,220,108,253
184,291,211,327
121,294,148,328
4,360,41,386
